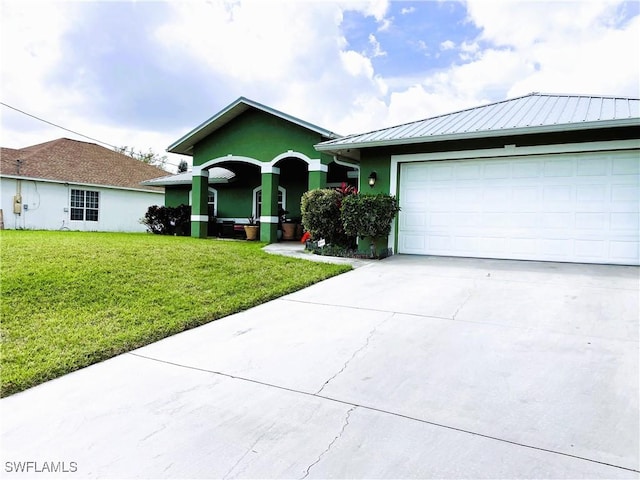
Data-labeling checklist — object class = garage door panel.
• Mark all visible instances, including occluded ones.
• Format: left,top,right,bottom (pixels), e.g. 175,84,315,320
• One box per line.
611,213,639,231
612,157,639,175
544,159,574,177
611,184,639,202
455,164,482,180
575,213,608,230
577,158,609,176
538,213,570,228
512,162,541,178
398,150,640,265
610,241,640,260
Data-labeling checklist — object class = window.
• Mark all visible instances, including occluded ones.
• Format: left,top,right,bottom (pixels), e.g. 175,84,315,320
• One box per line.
189,188,217,218
254,186,286,218
70,189,99,221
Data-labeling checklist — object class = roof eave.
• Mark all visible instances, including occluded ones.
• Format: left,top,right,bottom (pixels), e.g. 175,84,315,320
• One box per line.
315,118,639,153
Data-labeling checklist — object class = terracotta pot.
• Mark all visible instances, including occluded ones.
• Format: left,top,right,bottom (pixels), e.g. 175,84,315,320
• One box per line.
244,225,259,241
282,223,296,240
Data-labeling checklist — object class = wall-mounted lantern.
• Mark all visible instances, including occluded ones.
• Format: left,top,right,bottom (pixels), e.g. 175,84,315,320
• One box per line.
368,171,377,188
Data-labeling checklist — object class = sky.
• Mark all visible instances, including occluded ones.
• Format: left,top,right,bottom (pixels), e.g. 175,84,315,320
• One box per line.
1,0,639,171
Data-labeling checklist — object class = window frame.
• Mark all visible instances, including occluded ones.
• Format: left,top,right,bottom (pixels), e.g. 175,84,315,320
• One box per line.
253,186,286,219
70,189,99,222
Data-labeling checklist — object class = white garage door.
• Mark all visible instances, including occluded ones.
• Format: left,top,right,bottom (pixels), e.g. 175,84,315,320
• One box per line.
398,150,640,265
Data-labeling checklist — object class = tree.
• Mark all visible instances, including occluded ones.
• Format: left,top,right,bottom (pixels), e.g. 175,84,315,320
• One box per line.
177,159,189,173
115,146,168,170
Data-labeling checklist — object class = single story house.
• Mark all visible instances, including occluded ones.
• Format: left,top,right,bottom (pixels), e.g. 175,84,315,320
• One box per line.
316,93,640,266
149,97,358,242
0,138,167,232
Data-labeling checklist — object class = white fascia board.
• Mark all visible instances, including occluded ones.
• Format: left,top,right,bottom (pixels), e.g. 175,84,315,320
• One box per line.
0,174,165,194
391,139,640,164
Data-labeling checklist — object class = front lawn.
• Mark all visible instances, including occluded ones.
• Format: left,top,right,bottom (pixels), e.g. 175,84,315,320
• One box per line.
0,231,351,397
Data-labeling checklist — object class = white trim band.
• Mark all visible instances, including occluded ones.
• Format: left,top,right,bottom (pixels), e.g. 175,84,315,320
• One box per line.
191,166,209,177
261,165,281,174
260,216,279,224
190,215,208,222
308,159,329,172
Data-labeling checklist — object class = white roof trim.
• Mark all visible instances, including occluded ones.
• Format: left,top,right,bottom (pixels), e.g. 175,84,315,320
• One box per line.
140,168,235,187
1,174,165,194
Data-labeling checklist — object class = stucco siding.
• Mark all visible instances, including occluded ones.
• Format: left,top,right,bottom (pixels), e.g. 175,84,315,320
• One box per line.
193,109,325,165
0,177,163,232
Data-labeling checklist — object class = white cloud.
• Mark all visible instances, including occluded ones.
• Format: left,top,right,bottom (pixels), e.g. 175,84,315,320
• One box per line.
461,0,640,97
368,33,387,57
401,6,415,15
1,0,637,163
156,1,389,134
440,39,455,50
381,0,639,126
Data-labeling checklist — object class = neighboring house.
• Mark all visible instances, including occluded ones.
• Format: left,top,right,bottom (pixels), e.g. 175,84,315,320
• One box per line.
0,138,167,232
316,93,640,266
152,97,358,242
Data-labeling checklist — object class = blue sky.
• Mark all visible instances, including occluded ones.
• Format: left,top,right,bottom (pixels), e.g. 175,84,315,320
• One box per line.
1,0,638,170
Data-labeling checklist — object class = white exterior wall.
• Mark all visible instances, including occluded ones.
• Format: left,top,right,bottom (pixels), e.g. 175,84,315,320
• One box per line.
0,177,164,232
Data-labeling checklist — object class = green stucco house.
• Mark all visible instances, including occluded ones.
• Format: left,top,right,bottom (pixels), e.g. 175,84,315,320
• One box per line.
146,97,358,242
146,93,639,266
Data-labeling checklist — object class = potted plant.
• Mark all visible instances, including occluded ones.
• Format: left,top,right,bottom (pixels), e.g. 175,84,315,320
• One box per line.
244,216,259,241
277,207,289,241
282,217,297,240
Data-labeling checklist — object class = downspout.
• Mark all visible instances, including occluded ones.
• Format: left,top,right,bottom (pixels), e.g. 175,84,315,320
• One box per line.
333,155,360,186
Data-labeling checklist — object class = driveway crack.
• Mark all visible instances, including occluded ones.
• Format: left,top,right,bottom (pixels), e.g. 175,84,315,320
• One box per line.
300,406,356,479
315,317,388,395
223,422,276,479
452,281,476,321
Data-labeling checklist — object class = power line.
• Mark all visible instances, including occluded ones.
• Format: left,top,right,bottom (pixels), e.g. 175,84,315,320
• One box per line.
1,101,184,169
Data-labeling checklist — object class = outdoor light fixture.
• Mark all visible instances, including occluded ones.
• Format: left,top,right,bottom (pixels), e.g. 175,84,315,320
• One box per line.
368,171,377,187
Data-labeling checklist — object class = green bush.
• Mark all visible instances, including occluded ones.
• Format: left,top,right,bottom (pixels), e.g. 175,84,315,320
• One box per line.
142,204,191,235
301,189,353,246
341,193,400,240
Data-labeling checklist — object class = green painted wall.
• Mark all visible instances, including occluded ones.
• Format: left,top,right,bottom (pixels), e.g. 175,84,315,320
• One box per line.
165,187,190,207
358,151,393,195
193,109,326,165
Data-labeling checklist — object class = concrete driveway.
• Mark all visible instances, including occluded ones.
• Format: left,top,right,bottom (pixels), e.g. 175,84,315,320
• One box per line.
2,255,638,479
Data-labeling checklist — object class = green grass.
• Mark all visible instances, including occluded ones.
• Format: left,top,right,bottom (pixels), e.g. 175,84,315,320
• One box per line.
0,231,351,397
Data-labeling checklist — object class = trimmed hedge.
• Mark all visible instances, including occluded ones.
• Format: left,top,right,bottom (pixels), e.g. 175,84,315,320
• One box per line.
301,189,353,246
341,194,400,240
141,204,191,235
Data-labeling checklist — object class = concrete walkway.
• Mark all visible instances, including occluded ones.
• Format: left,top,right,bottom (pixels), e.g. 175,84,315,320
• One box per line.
2,255,638,479
262,241,375,268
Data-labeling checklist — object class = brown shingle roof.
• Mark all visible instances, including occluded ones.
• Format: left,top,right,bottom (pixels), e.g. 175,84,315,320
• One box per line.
0,138,167,192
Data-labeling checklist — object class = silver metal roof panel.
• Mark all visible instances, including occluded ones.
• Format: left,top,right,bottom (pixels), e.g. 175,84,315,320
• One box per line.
317,93,640,152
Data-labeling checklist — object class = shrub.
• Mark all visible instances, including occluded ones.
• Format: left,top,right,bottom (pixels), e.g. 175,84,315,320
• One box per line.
142,204,191,235
341,193,400,240
301,189,353,246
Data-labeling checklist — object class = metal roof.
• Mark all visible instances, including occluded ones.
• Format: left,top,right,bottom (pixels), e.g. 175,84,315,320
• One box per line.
168,97,341,156
316,93,640,152
140,168,235,187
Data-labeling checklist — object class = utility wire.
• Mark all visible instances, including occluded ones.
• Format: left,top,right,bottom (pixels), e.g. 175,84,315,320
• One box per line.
1,101,184,169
